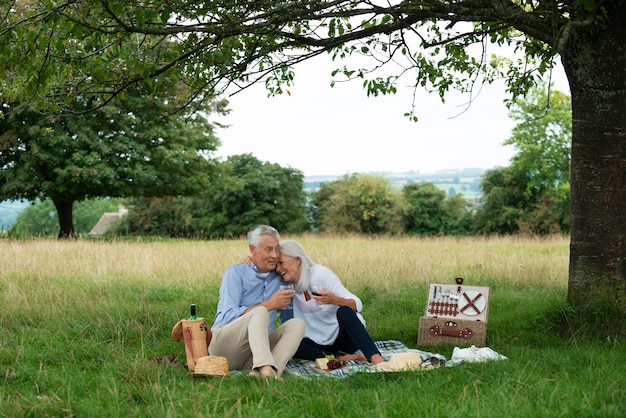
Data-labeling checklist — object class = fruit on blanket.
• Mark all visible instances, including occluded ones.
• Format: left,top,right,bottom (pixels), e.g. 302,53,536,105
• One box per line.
315,355,343,370
327,359,342,370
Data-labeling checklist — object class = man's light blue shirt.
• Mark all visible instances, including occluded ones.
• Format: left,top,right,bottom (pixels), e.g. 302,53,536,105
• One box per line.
212,263,284,331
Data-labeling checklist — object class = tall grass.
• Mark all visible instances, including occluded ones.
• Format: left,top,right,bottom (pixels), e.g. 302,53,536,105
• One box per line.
1,236,624,417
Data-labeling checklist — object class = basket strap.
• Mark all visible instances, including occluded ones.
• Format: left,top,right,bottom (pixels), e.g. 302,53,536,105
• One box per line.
182,325,197,364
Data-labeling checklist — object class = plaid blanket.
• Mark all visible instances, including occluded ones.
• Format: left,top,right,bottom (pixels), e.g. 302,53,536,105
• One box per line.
230,340,461,379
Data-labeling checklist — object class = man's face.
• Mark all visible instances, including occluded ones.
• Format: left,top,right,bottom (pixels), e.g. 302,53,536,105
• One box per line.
250,234,280,273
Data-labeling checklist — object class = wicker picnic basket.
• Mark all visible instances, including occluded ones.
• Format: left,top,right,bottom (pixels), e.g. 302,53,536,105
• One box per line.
418,317,488,346
172,318,211,372
417,279,490,347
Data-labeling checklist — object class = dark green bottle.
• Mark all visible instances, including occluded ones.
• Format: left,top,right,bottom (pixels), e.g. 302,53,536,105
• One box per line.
189,304,198,320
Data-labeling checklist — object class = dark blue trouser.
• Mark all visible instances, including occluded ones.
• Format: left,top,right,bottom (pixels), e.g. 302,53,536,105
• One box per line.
294,306,381,361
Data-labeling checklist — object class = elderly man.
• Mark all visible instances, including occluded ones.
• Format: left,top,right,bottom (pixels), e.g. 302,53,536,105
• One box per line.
209,225,305,379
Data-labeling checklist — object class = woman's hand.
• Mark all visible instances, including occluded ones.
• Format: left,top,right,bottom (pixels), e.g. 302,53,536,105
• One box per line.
312,289,336,305
313,289,357,311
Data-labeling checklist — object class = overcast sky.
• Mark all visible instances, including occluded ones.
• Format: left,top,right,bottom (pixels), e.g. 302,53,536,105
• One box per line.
215,55,570,177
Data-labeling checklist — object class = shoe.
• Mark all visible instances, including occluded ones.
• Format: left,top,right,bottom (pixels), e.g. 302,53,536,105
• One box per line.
428,355,446,367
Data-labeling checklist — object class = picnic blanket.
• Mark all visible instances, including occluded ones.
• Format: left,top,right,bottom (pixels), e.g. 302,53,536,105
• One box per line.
230,340,462,379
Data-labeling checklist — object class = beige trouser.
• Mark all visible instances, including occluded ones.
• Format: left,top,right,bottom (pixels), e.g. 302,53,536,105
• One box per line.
209,306,305,376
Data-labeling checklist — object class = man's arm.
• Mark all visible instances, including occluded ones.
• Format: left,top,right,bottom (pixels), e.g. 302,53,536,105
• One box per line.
242,287,293,314
212,267,246,327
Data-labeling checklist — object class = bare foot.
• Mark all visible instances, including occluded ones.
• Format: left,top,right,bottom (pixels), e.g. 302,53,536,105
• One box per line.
258,365,282,381
370,354,384,364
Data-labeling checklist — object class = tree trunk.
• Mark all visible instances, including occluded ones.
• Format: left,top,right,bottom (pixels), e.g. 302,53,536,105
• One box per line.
562,6,626,311
52,199,76,239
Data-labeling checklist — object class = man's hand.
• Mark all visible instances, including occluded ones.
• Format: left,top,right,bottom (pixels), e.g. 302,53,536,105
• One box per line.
244,287,295,315
268,287,295,311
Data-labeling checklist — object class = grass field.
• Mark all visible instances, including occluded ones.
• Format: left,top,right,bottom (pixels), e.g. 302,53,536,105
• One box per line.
1,235,624,417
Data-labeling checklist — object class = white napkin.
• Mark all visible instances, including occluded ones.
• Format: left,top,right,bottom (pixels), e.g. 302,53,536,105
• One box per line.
451,345,508,362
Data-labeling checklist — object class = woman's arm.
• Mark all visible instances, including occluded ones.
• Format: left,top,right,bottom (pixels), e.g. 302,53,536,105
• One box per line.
311,266,362,312
318,291,357,311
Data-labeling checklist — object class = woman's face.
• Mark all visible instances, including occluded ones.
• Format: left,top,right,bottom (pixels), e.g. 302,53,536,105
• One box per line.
277,254,301,283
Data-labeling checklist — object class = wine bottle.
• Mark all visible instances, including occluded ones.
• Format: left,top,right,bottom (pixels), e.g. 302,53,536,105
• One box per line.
189,304,198,320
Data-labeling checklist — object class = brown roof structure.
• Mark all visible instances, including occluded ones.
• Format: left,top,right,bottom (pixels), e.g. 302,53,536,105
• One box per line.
88,207,128,237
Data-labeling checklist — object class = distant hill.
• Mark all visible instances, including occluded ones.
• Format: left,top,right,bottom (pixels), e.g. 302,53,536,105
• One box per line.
304,168,486,199
1,169,487,229
0,200,30,230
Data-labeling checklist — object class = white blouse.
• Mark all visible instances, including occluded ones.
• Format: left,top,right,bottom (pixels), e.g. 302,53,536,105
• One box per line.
292,264,366,345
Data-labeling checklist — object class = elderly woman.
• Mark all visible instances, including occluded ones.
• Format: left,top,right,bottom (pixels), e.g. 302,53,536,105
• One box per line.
277,240,383,364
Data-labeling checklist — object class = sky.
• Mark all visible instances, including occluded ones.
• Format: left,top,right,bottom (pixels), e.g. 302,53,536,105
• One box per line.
215,54,570,177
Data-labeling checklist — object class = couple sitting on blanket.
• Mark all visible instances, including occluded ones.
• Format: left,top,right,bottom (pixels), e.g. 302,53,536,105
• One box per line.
208,225,384,380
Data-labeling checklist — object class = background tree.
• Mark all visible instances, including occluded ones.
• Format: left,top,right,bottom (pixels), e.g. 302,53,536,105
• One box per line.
402,182,448,236
201,154,310,237
475,84,571,235
473,167,527,235
2,1,625,312
441,193,474,236
0,86,224,238
10,200,59,237
506,85,571,234
311,174,404,234
402,182,474,235
10,198,123,237
117,196,200,238
120,154,310,238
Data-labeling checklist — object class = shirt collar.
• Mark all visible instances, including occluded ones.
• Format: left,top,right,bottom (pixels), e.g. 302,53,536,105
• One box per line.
252,263,273,279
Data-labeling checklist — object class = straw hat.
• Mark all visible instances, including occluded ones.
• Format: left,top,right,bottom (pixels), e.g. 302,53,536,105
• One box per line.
192,356,229,378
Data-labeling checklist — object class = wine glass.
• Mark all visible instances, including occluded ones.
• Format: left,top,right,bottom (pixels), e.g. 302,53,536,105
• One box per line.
311,284,325,297
280,283,294,310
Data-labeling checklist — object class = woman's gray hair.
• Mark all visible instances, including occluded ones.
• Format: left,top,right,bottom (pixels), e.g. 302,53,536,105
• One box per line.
278,240,316,293
247,225,280,247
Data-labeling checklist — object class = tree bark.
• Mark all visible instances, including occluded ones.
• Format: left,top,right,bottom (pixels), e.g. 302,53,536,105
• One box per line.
52,199,76,239
562,5,626,310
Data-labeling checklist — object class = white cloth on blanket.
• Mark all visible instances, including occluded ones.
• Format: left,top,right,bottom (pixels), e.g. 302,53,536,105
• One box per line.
451,345,508,362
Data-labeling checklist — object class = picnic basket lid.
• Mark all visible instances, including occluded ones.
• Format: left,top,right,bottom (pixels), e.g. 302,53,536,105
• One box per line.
172,318,206,342
172,320,184,341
